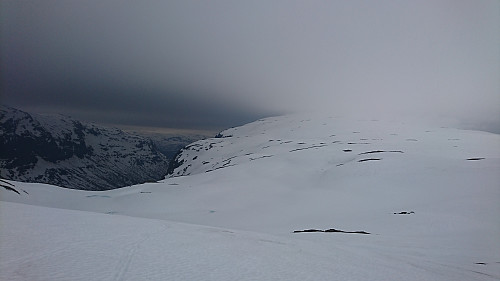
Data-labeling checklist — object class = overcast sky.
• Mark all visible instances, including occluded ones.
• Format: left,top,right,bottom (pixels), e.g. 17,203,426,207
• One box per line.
1,0,499,132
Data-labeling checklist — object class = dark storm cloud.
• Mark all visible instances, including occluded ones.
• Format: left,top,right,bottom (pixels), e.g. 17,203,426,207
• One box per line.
1,0,499,131
1,0,279,129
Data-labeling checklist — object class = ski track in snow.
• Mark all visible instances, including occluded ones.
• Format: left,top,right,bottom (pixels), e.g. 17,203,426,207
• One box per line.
112,234,148,281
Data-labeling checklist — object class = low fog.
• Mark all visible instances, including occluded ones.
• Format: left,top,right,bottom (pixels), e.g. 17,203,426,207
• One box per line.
1,0,498,132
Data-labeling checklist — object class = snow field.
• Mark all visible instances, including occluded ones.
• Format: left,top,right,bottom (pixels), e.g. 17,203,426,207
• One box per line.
1,114,499,280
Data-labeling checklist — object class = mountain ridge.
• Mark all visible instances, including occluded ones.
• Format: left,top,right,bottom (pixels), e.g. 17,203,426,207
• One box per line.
0,106,173,190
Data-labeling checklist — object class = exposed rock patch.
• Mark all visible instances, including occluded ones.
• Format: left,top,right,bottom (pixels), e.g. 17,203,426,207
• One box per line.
359,150,403,155
293,228,370,234
358,158,381,162
393,211,415,215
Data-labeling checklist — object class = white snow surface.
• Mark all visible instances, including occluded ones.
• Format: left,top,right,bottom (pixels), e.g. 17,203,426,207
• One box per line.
1,114,500,280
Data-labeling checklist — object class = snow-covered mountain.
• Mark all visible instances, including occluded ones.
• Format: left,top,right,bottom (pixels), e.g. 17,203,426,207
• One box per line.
1,114,499,280
0,106,172,190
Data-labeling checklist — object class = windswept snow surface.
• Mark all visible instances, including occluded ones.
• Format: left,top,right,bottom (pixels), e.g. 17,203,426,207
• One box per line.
1,201,482,281
2,114,500,280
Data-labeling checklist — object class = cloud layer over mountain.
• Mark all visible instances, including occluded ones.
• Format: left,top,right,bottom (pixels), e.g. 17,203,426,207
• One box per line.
1,0,498,131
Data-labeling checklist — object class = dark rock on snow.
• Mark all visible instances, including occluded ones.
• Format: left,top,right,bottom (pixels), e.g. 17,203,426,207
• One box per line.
293,228,370,234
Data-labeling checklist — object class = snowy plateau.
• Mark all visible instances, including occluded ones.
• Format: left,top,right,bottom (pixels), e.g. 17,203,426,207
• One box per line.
1,114,500,280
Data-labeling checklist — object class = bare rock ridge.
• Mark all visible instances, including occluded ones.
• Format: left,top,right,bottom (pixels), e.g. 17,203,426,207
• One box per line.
0,106,195,190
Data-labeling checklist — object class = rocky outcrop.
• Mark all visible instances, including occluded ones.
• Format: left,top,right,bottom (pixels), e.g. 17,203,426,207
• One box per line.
0,106,170,190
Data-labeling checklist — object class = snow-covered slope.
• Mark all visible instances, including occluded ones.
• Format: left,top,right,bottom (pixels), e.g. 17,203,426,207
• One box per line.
3,201,497,281
1,114,499,280
0,106,170,190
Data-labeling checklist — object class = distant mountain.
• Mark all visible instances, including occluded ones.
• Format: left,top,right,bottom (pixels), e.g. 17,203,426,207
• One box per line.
0,106,198,190
128,130,210,161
